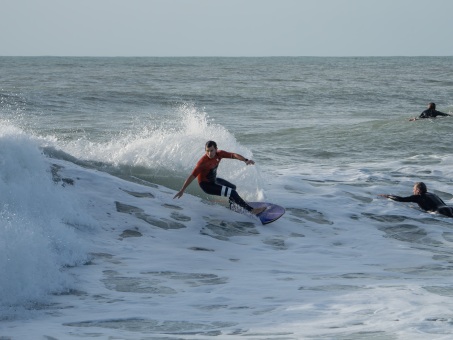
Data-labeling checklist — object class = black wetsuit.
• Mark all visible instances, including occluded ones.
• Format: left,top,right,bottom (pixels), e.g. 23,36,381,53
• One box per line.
388,192,453,217
419,108,449,119
199,178,254,212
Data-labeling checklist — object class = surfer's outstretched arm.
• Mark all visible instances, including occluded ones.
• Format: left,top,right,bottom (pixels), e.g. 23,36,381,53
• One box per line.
231,153,255,165
174,175,196,199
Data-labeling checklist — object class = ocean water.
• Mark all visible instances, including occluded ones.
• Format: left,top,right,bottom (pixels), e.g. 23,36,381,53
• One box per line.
1,56,453,339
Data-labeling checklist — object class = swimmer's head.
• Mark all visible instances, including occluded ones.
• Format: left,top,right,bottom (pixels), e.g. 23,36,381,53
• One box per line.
428,102,436,110
413,182,427,195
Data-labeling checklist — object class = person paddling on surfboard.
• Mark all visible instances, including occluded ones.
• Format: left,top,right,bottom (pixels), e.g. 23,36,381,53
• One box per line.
173,140,266,216
409,102,450,121
379,182,453,217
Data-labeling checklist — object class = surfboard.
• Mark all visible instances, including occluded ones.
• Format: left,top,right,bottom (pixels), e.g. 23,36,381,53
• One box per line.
248,202,285,225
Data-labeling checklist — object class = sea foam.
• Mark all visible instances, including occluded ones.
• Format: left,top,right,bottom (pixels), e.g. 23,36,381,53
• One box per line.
52,104,265,201
0,124,89,312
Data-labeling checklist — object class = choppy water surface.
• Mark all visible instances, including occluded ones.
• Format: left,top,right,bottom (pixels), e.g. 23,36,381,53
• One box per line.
1,57,453,339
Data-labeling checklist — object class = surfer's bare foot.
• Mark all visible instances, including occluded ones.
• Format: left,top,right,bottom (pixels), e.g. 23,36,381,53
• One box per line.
251,206,266,215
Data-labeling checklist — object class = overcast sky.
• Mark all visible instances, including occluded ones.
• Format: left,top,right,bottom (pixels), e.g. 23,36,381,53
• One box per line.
1,0,452,57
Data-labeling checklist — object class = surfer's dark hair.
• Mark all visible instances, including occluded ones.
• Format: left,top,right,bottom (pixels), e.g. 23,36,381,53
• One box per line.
205,140,217,149
414,182,427,194
428,102,436,110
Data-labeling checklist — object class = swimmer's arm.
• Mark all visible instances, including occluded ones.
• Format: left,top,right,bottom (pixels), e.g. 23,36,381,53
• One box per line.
410,114,426,121
379,194,397,200
378,194,415,202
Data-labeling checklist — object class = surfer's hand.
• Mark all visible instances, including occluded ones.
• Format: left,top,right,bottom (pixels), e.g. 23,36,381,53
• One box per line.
245,159,255,165
173,190,184,199
378,194,393,199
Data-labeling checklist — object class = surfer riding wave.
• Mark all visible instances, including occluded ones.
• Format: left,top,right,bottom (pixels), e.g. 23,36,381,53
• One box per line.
173,140,266,216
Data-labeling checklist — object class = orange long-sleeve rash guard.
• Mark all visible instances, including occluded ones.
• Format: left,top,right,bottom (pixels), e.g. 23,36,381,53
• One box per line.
191,150,234,184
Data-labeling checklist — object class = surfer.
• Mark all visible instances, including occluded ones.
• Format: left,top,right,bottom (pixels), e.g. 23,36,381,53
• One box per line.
409,102,450,121
379,182,453,217
173,140,266,215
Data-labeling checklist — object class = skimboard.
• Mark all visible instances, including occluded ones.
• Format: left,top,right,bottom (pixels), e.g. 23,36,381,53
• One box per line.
248,202,285,225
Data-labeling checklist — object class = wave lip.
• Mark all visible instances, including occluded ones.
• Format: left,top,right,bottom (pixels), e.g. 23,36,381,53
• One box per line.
0,125,89,312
